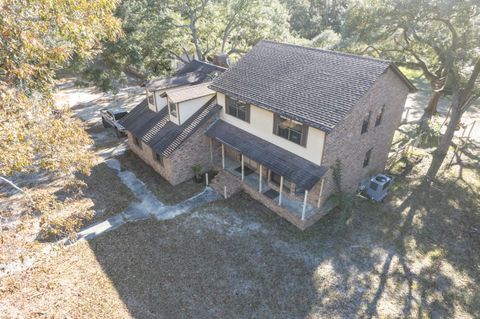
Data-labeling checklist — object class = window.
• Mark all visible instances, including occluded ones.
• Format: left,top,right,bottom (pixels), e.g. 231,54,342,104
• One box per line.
114,112,128,120
363,148,372,167
147,92,155,106
361,111,371,134
225,96,250,122
133,136,142,149
375,105,385,127
169,99,177,118
295,185,306,196
155,152,164,166
270,172,291,192
274,114,308,146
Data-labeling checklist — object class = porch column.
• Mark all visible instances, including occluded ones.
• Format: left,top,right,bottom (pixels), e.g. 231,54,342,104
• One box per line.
241,154,244,181
221,144,225,169
258,165,263,192
317,178,325,208
278,176,284,206
209,139,213,162
302,190,309,221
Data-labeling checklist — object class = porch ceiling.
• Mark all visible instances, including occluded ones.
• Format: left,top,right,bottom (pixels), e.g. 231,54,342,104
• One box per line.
205,120,328,190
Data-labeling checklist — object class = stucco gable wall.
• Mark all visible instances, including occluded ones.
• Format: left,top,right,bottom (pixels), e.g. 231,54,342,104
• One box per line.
314,67,410,206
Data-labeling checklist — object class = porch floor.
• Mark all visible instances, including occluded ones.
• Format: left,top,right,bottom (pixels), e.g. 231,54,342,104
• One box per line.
221,156,318,220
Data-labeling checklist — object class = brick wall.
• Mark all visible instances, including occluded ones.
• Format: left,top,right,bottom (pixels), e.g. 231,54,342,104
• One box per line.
315,67,410,206
126,132,175,182
127,115,218,186
167,117,218,185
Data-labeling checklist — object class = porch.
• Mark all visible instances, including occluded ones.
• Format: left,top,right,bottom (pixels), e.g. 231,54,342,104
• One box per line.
206,120,329,228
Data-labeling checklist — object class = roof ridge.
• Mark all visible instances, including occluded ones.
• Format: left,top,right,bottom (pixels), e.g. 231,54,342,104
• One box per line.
259,40,392,65
191,59,228,71
166,81,211,93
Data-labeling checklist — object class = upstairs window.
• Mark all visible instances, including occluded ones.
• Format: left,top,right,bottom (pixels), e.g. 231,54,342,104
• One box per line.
363,148,372,167
375,105,386,127
147,92,155,106
226,96,250,122
361,111,371,134
273,114,308,146
169,99,177,118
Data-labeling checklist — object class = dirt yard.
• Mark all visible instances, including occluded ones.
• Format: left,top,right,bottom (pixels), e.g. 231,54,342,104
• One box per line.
1,140,479,318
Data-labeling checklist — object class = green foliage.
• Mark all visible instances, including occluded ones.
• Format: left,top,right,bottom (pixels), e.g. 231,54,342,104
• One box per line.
332,159,342,192
0,0,122,177
312,29,342,49
83,0,294,86
280,0,350,39
325,159,354,214
417,117,443,148
191,164,203,177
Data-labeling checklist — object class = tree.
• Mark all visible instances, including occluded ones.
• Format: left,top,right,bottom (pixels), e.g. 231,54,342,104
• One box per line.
426,57,480,179
166,0,293,63
280,0,350,39
341,0,479,119
342,0,480,179
0,0,121,185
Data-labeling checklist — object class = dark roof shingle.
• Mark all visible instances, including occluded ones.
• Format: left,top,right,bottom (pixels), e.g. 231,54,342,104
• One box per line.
209,40,415,132
121,97,220,157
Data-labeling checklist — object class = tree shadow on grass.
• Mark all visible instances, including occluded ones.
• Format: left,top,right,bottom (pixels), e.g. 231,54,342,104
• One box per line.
86,199,320,318
85,161,479,318
362,169,480,318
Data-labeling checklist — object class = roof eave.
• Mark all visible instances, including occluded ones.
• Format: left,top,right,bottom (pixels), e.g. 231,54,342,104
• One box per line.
389,64,417,93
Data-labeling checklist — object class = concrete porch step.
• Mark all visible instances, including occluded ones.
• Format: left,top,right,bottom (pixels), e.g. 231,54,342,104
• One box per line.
210,170,242,198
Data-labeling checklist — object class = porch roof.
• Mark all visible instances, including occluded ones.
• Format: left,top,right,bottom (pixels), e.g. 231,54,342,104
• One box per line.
205,120,328,190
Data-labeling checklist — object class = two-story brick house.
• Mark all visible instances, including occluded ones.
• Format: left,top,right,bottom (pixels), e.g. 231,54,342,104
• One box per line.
121,40,415,229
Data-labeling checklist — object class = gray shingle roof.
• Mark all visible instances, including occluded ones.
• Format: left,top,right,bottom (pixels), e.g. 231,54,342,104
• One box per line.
209,40,415,132
146,60,226,92
164,82,215,103
205,120,328,190
121,97,220,157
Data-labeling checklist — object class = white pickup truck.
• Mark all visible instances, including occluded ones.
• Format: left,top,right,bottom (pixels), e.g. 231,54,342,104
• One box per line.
100,108,129,138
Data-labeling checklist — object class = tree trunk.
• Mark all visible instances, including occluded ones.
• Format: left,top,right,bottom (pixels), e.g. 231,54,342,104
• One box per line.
425,93,461,179
425,90,442,115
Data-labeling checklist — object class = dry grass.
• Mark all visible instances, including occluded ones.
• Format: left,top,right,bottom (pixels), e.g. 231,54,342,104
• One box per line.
117,150,204,205
77,162,135,225
0,161,135,277
1,142,479,318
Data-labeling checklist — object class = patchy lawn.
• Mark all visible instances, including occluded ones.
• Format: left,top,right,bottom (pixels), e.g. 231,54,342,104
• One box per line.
77,162,135,226
1,143,479,318
117,150,204,205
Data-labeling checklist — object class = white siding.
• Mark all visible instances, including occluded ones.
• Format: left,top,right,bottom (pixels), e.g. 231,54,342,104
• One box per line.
154,91,167,112
177,94,215,125
217,93,325,165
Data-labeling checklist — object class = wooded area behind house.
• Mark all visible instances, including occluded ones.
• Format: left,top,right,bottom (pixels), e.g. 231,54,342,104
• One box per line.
1,0,479,214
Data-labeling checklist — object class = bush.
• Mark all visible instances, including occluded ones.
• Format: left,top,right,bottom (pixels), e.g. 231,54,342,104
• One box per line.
323,159,355,214
417,116,442,147
31,190,93,241
38,209,94,241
